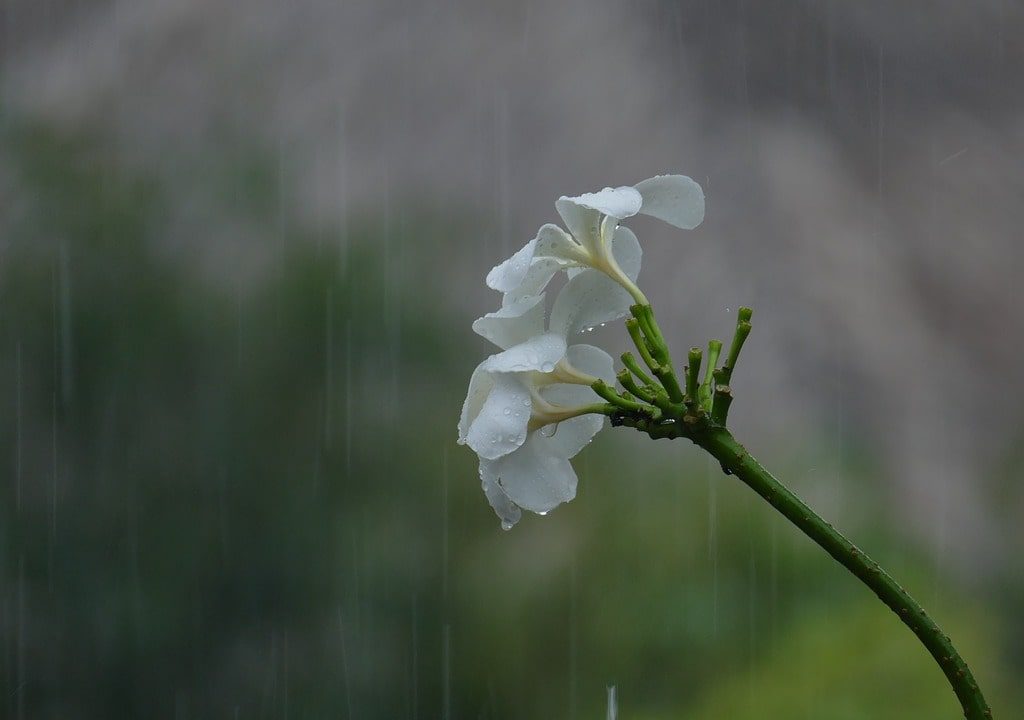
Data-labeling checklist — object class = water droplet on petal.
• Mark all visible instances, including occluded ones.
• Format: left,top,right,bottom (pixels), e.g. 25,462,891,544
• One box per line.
541,361,555,372
503,407,511,415
500,520,514,531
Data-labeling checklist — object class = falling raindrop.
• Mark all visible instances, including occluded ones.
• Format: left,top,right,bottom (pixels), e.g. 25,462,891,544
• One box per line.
606,686,618,720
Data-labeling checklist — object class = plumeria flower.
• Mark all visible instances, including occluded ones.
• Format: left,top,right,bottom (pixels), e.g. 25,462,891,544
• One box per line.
458,267,632,527
464,344,614,529
486,174,704,307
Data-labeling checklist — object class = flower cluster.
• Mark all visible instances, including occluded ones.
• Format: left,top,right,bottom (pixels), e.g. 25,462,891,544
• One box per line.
458,175,705,528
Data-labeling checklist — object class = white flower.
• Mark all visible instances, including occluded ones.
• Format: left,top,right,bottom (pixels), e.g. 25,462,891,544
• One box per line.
459,268,628,527
460,344,615,529
486,174,704,306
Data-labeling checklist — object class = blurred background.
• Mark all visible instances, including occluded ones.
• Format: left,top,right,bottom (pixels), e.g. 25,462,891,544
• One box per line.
2,1,1023,717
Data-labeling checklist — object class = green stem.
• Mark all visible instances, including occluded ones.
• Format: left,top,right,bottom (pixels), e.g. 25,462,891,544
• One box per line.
617,369,657,404
685,347,702,406
698,340,723,410
592,380,659,419
695,427,992,720
630,305,685,404
621,352,657,389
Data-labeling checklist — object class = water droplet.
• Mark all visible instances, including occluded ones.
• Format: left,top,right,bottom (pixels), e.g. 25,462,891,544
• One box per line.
503,407,512,415
500,520,514,531
541,361,555,372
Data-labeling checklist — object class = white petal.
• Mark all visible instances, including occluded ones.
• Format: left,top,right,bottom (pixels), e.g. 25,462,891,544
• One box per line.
534,381,607,458
466,374,531,460
532,411,605,459
486,238,536,292
479,460,522,529
555,199,603,256
498,225,585,306
534,223,585,264
549,269,633,339
482,332,567,374
486,435,578,514
560,186,643,220
472,294,546,350
501,259,562,307
610,226,642,282
556,187,642,258
564,344,616,384
458,361,493,444
634,174,705,230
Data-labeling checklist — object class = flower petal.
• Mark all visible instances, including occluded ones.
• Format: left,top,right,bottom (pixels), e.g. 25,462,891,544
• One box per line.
472,293,546,350
536,414,605,459
611,225,642,282
564,344,616,384
555,199,603,256
486,238,536,292
559,186,643,221
534,223,585,264
466,374,531,460
485,435,578,514
534,388,606,458
458,361,494,444
479,460,522,529
497,225,586,306
634,174,705,230
501,259,562,307
556,187,642,257
549,269,633,339
482,332,567,374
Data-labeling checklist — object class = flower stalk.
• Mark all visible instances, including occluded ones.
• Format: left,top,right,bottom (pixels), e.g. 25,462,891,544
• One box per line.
611,303,993,720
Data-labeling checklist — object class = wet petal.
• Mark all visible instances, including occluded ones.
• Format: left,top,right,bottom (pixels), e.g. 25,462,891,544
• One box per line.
564,343,616,384
634,174,705,230
486,238,536,292
472,294,546,350
487,436,578,514
549,269,633,339
532,412,605,460
559,186,643,221
501,259,562,307
610,225,642,282
479,460,522,529
556,187,642,257
498,225,586,306
555,199,603,256
482,332,567,373
534,380,606,458
534,223,585,264
466,374,531,460
458,361,494,444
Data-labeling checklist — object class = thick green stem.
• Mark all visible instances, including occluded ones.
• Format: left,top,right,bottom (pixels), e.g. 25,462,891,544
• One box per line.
695,427,992,720
630,305,685,404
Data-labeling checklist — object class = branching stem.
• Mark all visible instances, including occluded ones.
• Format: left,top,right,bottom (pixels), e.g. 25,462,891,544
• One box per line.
609,303,992,720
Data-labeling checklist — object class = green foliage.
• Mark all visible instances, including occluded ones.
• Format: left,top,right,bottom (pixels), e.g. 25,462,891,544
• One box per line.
688,600,1018,720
